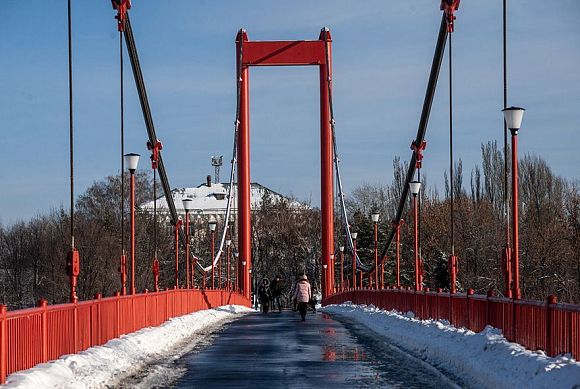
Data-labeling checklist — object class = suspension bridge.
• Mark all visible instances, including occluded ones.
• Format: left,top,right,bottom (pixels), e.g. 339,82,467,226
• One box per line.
1,1,579,387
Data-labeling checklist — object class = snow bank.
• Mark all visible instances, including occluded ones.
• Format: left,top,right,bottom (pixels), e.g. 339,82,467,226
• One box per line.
321,303,580,389
4,305,253,388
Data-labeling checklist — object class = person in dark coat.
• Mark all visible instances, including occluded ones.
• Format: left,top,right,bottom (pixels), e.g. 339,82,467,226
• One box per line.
258,278,272,314
269,275,283,312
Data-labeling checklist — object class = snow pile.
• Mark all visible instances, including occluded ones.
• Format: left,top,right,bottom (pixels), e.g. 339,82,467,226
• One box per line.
321,303,580,388
4,305,253,389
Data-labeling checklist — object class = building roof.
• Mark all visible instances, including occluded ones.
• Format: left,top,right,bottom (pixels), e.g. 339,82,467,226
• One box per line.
141,182,296,216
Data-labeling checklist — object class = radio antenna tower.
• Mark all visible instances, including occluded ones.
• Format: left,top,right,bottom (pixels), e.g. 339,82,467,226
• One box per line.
211,155,223,183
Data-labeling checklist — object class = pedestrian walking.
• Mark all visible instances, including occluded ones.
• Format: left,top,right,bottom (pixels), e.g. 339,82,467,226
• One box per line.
293,274,311,321
269,275,283,312
258,278,272,314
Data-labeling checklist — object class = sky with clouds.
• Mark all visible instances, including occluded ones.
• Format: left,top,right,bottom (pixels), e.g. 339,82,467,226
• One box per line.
0,0,578,223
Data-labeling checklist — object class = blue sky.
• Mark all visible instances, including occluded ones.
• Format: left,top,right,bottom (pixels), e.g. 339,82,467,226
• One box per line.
0,1,578,223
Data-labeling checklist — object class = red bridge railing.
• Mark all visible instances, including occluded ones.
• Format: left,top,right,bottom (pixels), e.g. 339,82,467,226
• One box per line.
324,289,579,359
0,289,250,383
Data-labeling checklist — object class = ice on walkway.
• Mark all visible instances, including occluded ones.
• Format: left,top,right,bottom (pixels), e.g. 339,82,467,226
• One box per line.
3,305,253,389
321,302,580,389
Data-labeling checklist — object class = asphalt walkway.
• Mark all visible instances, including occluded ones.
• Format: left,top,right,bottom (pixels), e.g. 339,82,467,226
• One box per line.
174,310,458,388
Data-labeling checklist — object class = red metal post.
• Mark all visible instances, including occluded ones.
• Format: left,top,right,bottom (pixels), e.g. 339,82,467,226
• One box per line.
359,272,363,289
352,239,357,289
66,249,80,303
130,172,136,295
218,241,222,289
119,254,127,295
236,30,252,300
211,231,215,289
502,247,512,298
394,219,404,288
0,304,6,384
226,244,231,291
152,258,159,292
449,254,457,293
413,195,420,291
319,28,334,299
340,248,344,291
185,210,190,289
373,222,379,289
511,131,521,300
174,219,182,289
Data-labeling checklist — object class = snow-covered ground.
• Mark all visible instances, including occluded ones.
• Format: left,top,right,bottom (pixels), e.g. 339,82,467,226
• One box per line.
3,305,253,389
321,302,580,389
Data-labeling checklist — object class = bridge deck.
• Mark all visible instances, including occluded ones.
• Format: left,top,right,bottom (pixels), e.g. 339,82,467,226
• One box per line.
172,310,458,388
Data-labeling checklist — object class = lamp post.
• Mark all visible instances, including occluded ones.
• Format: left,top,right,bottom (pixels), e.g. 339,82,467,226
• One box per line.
409,181,422,292
371,212,380,289
183,199,193,289
503,106,525,300
124,153,140,295
209,218,217,289
226,239,232,291
351,232,358,289
339,246,345,291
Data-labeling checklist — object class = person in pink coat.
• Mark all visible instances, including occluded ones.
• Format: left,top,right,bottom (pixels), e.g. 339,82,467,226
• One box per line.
293,274,311,321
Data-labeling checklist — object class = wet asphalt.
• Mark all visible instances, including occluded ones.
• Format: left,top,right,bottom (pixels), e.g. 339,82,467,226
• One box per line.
173,310,460,389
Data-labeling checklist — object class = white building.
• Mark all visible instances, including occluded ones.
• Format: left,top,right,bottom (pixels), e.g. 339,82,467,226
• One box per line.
142,177,299,224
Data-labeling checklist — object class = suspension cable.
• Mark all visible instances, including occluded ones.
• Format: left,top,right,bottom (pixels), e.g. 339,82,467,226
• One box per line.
322,30,369,273
204,31,244,272
67,0,75,249
120,30,125,254
503,0,509,246
449,30,455,256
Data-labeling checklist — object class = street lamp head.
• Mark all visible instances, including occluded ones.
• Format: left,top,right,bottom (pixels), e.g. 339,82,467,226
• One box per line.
351,232,358,240
339,246,345,252
182,198,193,212
502,106,525,133
124,153,140,172
208,218,217,232
234,251,239,258
409,181,421,196
371,212,380,223
323,264,328,269
226,239,231,246
242,260,246,266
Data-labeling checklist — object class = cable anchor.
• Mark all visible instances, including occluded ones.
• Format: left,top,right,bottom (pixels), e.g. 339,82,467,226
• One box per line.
147,140,163,170
111,0,131,32
440,0,460,33
411,140,427,169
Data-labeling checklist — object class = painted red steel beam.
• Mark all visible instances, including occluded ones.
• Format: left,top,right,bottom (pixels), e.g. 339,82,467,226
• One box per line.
242,41,327,66
236,28,334,299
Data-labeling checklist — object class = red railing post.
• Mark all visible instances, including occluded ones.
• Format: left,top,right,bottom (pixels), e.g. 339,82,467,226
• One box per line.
94,293,102,346
115,291,121,338
486,289,495,325
0,305,6,384
38,299,48,363
466,288,474,330
546,295,556,356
